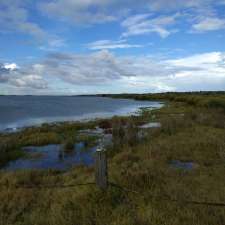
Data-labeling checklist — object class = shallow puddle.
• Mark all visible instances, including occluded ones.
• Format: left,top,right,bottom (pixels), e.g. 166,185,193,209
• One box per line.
170,160,196,170
3,142,96,171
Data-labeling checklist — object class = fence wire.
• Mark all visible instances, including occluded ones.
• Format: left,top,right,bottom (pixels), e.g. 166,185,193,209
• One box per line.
1,181,225,208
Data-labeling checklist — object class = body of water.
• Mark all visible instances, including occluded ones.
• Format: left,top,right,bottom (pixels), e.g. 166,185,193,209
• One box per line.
3,142,96,171
0,96,162,132
170,160,196,170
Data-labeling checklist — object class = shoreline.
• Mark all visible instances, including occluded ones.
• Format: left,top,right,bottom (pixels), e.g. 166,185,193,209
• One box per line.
0,102,163,134
0,101,160,169
0,92,225,224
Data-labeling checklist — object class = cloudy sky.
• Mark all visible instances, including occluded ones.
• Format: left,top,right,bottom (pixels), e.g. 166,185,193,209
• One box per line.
0,0,225,95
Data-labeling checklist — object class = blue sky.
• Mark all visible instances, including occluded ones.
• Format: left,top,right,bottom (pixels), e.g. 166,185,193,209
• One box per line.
0,0,225,95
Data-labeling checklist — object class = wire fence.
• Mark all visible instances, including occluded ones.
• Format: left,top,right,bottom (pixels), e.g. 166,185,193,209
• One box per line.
1,181,225,208
0,182,96,189
109,182,225,208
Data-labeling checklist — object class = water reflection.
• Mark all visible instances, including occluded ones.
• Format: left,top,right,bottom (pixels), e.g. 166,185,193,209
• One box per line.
0,96,163,132
3,142,96,171
170,160,196,170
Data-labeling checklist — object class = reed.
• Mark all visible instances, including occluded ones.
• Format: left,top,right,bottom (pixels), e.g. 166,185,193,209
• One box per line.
0,92,225,225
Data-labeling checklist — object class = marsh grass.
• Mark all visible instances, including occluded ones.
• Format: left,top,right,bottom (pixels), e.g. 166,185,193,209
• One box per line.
63,138,75,153
0,92,225,225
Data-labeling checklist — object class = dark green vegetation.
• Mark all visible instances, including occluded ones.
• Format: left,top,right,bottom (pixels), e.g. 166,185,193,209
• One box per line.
0,92,225,225
100,91,225,111
0,121,98,168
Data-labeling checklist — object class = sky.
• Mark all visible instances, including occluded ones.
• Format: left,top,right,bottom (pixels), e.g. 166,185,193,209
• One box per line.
0,0,225,95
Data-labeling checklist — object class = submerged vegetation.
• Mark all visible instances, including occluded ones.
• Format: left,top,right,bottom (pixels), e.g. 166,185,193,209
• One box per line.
0,91,225,225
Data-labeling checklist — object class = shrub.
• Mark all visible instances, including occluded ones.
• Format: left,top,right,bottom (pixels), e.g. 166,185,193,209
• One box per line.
63,138,75,152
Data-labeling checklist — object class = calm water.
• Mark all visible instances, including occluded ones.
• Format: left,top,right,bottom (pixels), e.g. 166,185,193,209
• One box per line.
0,96,162,131
4,142,96,171
170,160,195,170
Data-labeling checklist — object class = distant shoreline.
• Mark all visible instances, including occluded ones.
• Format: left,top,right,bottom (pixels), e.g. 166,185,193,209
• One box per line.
0,90,224,97
0,96,162,133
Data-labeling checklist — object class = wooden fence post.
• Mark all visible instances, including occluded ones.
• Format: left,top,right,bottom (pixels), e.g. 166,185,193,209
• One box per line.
95,146,108,190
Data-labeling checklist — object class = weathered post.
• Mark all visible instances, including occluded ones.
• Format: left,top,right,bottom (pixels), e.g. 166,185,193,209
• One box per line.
95,146,108,190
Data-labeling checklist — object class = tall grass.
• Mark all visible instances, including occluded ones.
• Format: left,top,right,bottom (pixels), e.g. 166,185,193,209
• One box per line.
0,92,225,225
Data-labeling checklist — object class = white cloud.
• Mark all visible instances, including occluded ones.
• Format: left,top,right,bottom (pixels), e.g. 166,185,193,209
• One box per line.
121,14,150,27
10,75,48,89
36,0,225,42
3,63,18,71
192,17,225,32
121,13,179,38
1,0,224,46
0,62,47,89
166,52,225,91
41,50,139,84
148,0,210,11
39,38,66,51
39,0,117,24
167,52,224,67
38,0,224,26
0,0,46,39
86,39,143,50
1,51,225,94
121,75,176,92
0,0,66,50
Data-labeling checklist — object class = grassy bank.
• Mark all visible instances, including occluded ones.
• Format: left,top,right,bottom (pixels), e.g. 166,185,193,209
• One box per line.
0,92,225,225
100,91,225,111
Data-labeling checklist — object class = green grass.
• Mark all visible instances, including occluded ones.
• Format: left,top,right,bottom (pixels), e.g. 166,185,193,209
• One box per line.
0,92,225,225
